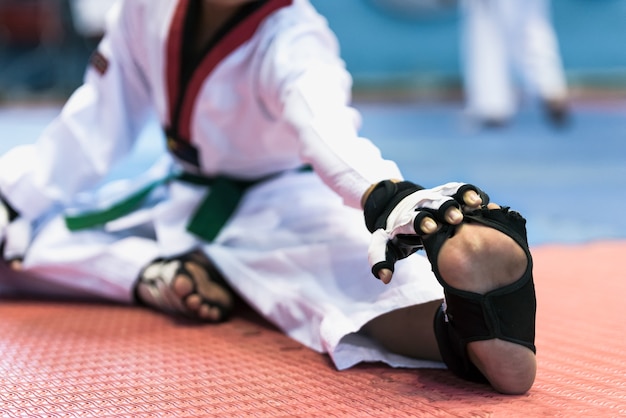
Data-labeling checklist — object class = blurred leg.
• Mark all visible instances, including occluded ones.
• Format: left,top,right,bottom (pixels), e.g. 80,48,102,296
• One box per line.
461,0,516,124
508,0,569,125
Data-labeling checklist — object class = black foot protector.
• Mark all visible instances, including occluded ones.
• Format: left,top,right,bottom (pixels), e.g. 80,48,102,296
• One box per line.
135,250,234,322
427,207,537,383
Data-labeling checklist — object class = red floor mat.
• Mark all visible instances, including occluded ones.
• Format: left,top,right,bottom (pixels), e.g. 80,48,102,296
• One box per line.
1,241,625,417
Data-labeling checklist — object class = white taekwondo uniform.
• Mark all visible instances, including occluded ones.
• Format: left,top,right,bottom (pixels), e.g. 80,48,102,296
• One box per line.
0,0,445,370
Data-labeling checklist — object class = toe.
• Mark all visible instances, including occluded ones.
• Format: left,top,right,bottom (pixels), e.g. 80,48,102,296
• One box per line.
185,293,203,311
185,262,233,309
198,304,222,321
172,272,194,298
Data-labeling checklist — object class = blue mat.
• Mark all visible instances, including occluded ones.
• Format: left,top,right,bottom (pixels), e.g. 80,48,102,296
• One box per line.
358,100,626,245
1,99,625,246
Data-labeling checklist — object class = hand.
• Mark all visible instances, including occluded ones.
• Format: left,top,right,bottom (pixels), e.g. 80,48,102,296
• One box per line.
363,181,489,284
0,195,29,268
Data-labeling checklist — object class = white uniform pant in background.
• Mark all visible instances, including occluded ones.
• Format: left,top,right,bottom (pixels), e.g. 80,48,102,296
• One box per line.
1,160,445,371
461,0,568,120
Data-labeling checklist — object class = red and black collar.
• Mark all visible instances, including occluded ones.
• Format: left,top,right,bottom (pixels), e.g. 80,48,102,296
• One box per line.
164,0,292,166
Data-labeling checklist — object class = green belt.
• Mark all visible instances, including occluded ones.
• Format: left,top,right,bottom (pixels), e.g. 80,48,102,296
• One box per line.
66,172,261,242
64,166,312,242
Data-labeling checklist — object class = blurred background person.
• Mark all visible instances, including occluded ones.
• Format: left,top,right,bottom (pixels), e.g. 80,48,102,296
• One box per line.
460,0,570,128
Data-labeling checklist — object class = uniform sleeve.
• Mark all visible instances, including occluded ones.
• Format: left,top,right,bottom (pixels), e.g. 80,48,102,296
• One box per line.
258,20,403,209
0,1,154,220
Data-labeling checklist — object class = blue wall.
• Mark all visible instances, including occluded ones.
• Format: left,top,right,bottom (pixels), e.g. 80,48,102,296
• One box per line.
1,0,624,99
310,0,626,88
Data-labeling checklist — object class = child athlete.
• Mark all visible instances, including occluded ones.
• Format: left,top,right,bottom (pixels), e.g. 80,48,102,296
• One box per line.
0,0,536,394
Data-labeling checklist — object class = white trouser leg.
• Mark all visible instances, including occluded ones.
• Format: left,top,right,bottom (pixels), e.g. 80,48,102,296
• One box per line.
511,0,568,101
461,0,516,120
20,216,161,302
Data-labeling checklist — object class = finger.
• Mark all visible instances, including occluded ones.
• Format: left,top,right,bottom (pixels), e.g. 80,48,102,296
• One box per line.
444,206,464,225
419,215,439,234
368,229,397,280
378,268,393,284
9,259,23,270
463,189,483,208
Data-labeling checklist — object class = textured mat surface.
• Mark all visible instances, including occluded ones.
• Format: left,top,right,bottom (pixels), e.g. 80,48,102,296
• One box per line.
1,241,625,417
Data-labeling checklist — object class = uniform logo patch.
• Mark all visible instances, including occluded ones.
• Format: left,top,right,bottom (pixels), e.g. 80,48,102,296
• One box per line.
90,50,109,75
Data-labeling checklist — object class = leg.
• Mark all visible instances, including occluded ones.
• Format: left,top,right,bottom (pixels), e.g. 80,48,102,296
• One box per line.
364,207,536,394
510,0,569,125
17,211,234,321
436,221,536,394
361,299,443,362
16,216,162,302
461,0,516,124
193,171,447,367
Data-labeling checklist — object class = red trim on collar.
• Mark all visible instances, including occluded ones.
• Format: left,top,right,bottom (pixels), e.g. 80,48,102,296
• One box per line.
165,0,189,129
175,0,292,140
